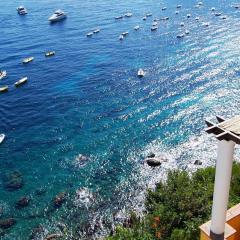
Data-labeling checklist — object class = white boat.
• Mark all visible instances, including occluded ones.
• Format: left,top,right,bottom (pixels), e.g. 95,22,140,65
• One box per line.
17,6,27,15
15,77,28,87
180,22,185,26
0,134,5,144
22,57,34,64
122,32,129,36
0,71,7,80
142,16,147,21
221,15,227,20
185,30,190,35
177,33,185,38
175,11,179,14
177,5,182,8
211,7,216,11
198,2,203,6
162,7,167,10
152,22,158,26
119,35,124,40
134,26,140,30
146,13,152,17
215,12,222,16
86,32,93,37
195,16,200,20
187,14,191,18
137,69,145,77
93,29,100,34
151,26,158,31
202,22,210,27
49,10,66,23
125,12,133,17
0,86,8,93
160,17,169,20
115,16,123,20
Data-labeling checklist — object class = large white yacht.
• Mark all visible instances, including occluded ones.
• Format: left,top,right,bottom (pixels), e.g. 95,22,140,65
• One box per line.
49,10,67,23
17,6,27,15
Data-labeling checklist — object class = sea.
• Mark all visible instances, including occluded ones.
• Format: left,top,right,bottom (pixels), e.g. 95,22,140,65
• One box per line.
0,0,240,239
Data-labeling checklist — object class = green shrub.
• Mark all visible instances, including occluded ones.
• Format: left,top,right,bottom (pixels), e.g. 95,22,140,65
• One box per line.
106,163,240,240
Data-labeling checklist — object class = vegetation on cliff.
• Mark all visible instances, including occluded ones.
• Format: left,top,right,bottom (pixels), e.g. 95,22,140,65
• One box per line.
107,163,240,240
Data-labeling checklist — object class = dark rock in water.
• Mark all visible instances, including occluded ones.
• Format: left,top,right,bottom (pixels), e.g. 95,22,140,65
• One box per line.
35,187,47,196
53,192,67,208
29,225,44,240
15,196,30,209
194,160,202,165
0,228,5,237
0,218,16,229
147,153,155,158
45,233,62,240
146,158,162,167
4,171,24,191
57,222,67,232
75,154,90,166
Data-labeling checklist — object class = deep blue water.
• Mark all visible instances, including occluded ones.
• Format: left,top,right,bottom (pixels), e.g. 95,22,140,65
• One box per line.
0,0,240,239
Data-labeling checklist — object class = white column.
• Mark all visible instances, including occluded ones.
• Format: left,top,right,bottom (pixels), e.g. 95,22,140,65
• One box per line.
210,140,235,238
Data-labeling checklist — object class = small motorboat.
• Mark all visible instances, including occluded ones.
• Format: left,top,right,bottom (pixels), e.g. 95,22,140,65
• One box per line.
49,10,66,23
187,14,191,18
86,32,93,37
122,32,129,36
17,6,27,15
180,22,185,26
22,57,34,64
125,12,133,17
177,5,182,8
152,22,158,26
162,7,167,11
93,29,100,34
15,77,28,87
195,16,200,20
198,2,203,6
154,18,159,22
146,13,152,17
134,25,140,30
202,22,210,27
211,7,216,11
221,15,227,20
119,35,124,40
151,26,158,31
175,11,179,14
142,16,147,21
0,71,7,80
177,33,185,38
0,134,5,144
160,17,169,20
0,86,8,93
233,4,240,9
137,69,145,77
45,51,55,57
215,12,222,16
115,16,123,20
185,30,190,35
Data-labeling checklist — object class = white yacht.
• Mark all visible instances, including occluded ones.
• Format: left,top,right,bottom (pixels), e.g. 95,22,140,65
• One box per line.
185,30,190,35
86,32,93,37
177,33,185,38
180,22,185,26
0,71,7,80
49,10,66,23
134,26,140,30
125,12,133,17
195,16,200,20
175,11,179,14
137,69,145,77
93,29,100,34
151,26,158,31
187,14,191,18
202,22,210,27
17,6,27,15
152,22,158,26
119,35,124,40
211,7,216,11
122,32,129,36
177,5,182,9
0,134,5,144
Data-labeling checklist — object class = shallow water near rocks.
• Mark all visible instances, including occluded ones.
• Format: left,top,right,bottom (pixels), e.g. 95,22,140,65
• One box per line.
0,0,240,239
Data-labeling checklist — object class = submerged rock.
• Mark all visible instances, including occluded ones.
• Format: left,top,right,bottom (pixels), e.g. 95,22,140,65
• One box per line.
15,196,30,209
4,171,24,191
146,158,162,167
75,154,90,166
147,153,156,158
29,225,44,239
53,192,67,208
45,233,62,240
35,187,47,196
194,160,202,165
0,218,16,229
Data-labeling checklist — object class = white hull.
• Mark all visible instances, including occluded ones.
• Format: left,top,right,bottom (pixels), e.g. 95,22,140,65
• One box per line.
0,134,5,144
49,14,66,22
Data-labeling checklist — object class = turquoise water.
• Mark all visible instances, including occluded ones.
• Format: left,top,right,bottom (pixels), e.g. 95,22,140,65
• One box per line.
0,0,240,239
